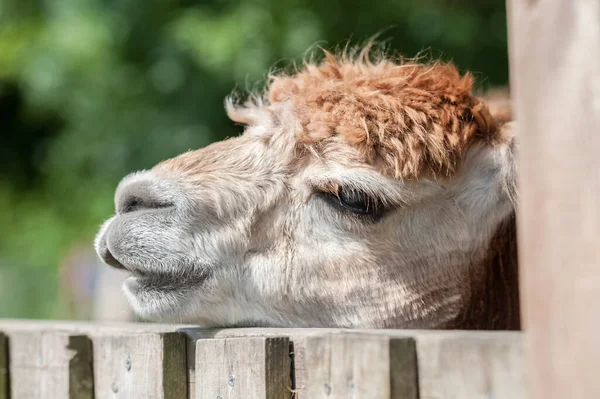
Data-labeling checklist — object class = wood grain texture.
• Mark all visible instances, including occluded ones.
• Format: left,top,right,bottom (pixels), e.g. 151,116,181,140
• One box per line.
182,328,522,399
507,0,600,398
304,334,418,399
195,337,291,399
93,332,186,399
0,323,524,399
8,332,94,399
0,333,8,399
415,333,524,399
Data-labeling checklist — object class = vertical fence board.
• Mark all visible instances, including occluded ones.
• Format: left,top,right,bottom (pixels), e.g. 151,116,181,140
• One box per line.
0,333,8,399
415,334,524,399
304,334,418,399
507,0,600,398
195,337,291,399
8,332,94,399
93,332,186,399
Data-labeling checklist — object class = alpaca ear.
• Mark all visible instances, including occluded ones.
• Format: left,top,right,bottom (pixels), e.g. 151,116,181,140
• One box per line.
225,96,268,127
478,88,512,125
225,98,256,126
454,120,518,215
498,120,517,144
499,121,518,205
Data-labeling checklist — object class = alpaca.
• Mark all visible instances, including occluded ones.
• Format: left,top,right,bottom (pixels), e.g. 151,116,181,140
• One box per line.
94,49,520,330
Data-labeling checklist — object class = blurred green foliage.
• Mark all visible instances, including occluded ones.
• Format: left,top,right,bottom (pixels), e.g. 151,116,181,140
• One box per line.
0,0,509,318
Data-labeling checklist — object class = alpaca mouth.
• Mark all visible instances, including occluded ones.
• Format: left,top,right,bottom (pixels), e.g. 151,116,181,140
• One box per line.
99,243,210,292
124,269,210,293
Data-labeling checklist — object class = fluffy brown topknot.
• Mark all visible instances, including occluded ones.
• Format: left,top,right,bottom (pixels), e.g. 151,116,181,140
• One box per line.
265,51,500,179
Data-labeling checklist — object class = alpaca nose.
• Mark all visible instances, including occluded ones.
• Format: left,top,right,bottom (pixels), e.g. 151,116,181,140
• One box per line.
115,178,174,214
95,223,128,270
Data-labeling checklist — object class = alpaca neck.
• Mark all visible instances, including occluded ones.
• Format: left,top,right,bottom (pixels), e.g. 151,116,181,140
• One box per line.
453,213,521,330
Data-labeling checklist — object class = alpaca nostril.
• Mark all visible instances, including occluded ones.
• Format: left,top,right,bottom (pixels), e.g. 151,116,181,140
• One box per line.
120,194,173,214
121,196,146,214
101,247,127,271
116,179,174,214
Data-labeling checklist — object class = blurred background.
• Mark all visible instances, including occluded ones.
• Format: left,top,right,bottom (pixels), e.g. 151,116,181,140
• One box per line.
0,0,509,321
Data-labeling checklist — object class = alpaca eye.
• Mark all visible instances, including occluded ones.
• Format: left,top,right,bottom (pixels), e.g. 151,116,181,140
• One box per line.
326,187,383,216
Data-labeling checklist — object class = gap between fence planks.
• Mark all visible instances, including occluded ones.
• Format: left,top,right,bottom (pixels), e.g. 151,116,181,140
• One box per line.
0,333,7,399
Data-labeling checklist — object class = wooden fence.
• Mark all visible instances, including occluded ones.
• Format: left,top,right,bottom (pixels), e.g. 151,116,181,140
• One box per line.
0,320,524,399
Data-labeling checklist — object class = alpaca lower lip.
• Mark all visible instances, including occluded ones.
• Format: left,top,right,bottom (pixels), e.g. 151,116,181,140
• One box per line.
124,270,211,292
125,274,180,292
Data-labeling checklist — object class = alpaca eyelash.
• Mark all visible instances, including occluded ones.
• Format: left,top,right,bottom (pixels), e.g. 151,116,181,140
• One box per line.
318,186,387,220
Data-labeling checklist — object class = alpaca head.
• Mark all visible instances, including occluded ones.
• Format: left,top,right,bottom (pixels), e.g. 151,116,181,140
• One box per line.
94,50,518,329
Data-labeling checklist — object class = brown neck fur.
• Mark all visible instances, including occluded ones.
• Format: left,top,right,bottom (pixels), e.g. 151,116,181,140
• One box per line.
450,213,521,330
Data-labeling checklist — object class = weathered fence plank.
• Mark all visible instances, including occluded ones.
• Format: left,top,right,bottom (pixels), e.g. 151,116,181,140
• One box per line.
507,0,600,398
195,337,291,399
93,332,186,399
0,333,8,399
304,334,418,399
415,333,524,399
8,332,94,399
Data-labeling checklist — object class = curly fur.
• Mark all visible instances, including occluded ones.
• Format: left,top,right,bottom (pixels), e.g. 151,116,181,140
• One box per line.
229,50,503,180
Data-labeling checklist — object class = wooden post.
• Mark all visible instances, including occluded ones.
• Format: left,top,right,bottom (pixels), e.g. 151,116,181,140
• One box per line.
195,337,291,399
506,0,600,398
8,332,94,399
304,334,419,399
0,333,8,399
93,332,186,399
